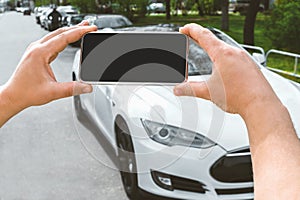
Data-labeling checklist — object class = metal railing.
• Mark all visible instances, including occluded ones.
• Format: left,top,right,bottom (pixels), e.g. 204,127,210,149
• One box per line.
266,49,300,75
241,44,300,82
241,44,266,57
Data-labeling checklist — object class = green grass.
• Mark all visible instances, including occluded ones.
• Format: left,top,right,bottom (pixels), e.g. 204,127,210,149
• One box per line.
267,54,299,74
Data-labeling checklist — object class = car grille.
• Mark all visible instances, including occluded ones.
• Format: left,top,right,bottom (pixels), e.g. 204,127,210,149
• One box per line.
215,187,253,195
210,148,253,183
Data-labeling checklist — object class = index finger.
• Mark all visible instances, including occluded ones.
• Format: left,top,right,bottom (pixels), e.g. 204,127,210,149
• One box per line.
180,23,225,61
42,25,97,60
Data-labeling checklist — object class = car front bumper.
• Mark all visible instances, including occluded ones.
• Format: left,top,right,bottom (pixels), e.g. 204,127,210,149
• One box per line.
129,118,254,200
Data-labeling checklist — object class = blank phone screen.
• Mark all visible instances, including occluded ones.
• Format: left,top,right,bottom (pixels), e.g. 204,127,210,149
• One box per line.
80,32,188,83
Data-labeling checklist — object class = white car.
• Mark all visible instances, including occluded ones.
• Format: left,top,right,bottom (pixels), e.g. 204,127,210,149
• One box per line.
147,3,166,13
72,27,300,200
0,6,4,13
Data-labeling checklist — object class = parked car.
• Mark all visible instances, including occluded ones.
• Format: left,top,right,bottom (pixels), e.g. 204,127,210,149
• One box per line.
39,9,50,28
147,2,166,13
92,14,133,29
72,26,300,200
23,8,31,15
16,7,26,12
34,6,49,24
16,6,29,13
57,5,79,15
65,14,85,27
229,0,264,14
40,8,63,31
70,14,132,47
0,6,5,13
57,5,79,27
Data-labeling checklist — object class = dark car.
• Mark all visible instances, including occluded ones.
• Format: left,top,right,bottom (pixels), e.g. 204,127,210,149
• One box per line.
43,8,62,31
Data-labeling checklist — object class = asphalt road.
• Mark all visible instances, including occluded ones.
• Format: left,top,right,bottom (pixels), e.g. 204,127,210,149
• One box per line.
0,12,128,200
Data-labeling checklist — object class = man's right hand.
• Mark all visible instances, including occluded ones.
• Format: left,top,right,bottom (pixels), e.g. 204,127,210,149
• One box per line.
173,23,281,118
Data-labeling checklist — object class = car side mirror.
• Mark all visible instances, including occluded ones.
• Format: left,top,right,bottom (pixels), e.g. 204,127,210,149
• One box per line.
252,53,266,66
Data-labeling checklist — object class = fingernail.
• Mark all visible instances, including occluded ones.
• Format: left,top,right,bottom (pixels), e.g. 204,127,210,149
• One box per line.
82,85,92,93
179,27,183,32
174,87,182,96
79,20,89,25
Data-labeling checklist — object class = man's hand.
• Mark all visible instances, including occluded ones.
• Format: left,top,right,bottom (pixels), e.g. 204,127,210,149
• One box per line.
0,21,97,126
174,23,300,199
174,23,281,117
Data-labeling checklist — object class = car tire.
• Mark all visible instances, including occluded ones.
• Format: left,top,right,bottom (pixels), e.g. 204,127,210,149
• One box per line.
116,119,140,200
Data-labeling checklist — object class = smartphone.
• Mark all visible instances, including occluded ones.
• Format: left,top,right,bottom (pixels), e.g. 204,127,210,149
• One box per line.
79,32,188,84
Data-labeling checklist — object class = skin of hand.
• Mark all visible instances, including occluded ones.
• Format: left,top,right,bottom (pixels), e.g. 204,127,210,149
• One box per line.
174,23,300,199
0,21,97,127
174,23,279,115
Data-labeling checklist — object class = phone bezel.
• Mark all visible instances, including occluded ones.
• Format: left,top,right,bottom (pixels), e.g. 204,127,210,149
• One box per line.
79,31,189,85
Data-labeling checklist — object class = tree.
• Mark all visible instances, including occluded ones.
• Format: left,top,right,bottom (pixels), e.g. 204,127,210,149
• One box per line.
195,0,204,16
262,0,269,10
221,0,229,31
243,0,260,45
166,0,171,19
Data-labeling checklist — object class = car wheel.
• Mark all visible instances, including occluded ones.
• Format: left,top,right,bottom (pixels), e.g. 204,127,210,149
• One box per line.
116,120,140,200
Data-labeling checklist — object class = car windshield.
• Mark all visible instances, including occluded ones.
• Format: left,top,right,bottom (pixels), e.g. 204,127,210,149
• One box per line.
188,30,241,76
71,16,84,25
66,11,78,15
94,16,132,29
188,39,212,75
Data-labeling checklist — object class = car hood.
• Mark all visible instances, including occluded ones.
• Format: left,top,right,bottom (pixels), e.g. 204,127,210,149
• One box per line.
115,24,179,32
118,68,300,152
261,67,300,134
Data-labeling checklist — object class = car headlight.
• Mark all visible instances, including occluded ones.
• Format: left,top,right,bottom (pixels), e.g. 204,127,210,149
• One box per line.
141,119,216,149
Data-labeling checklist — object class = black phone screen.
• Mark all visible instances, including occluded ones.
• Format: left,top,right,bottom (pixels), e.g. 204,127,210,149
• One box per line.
80,32,188,83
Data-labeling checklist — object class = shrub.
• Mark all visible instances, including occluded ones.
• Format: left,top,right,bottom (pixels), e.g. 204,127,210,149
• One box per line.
265,1,300,53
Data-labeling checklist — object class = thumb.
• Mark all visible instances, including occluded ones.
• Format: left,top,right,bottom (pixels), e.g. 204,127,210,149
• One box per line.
173,81,210,100
52,81,93,100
